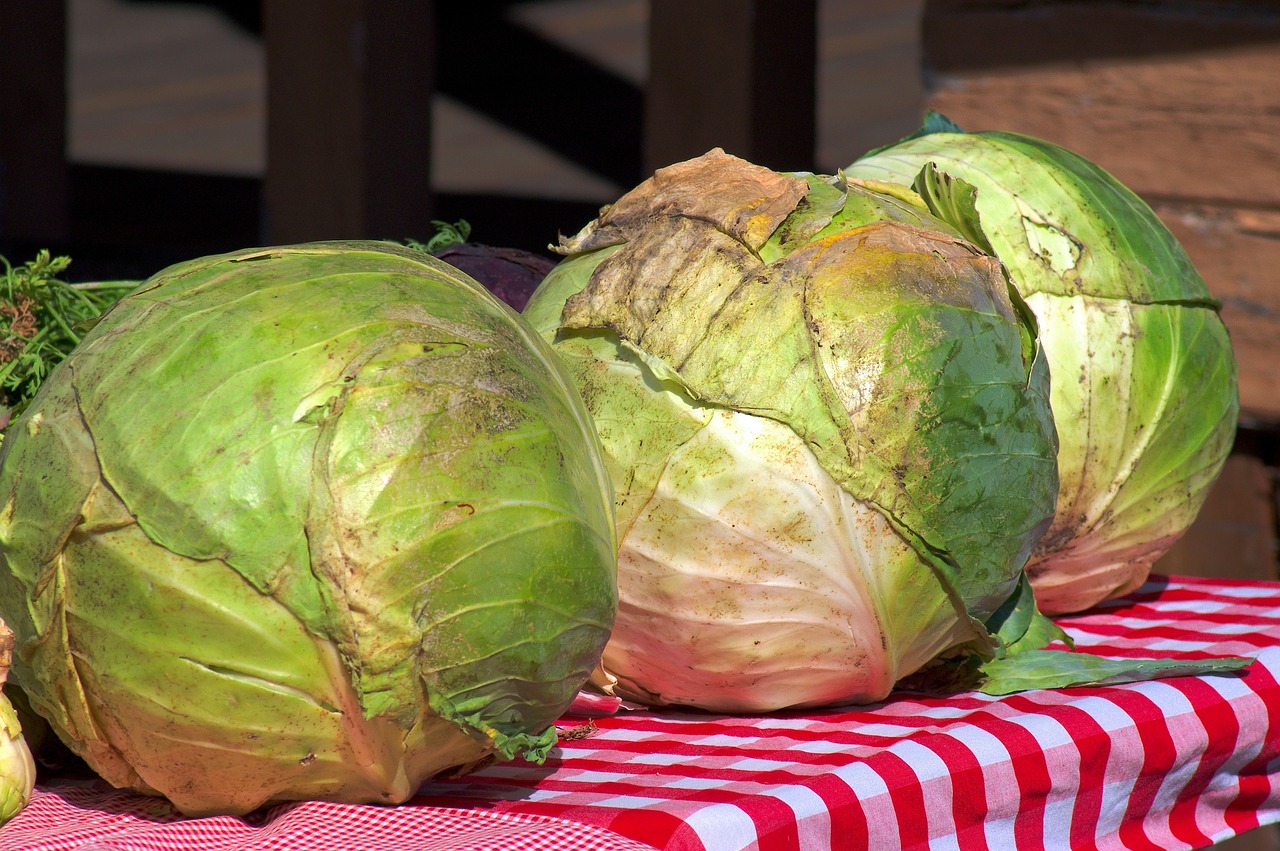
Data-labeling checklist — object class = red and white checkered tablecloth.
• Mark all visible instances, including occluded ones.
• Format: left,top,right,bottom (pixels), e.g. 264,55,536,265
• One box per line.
2,574,1279,851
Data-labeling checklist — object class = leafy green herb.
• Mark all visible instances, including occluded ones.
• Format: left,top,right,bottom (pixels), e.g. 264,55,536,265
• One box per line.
0,251,136,430
405,219,471,254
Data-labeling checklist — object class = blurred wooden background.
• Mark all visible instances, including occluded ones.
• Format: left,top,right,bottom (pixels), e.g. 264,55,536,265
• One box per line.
2,0,1278,586
1,0,931,268
1,1,1279,846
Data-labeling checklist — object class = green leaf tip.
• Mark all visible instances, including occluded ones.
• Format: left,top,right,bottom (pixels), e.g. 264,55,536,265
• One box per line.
977,649,1252,696
920,110,966,135
407,220,473,254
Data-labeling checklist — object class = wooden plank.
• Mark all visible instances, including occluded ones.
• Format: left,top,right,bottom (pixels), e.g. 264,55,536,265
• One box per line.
817,0,925,169
645,0,817,174
923,0,1280,72
263,0,435,244
67,0,264,178
0,1,69,242
1157,453,1278,583
436,2,642,191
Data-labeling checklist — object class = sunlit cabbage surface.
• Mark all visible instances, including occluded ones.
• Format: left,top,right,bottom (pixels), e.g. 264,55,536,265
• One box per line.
0,241,616,815
848,115,1238,614
525,151,1060,711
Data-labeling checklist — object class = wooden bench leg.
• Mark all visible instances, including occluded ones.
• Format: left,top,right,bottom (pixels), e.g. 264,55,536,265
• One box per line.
263,0,435,244
644,0,816,174
0,1,69,243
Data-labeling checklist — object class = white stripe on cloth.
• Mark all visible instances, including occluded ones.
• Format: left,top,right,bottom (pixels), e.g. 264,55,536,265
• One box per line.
830,761,902,848
884,739,962,851
682,802,760,851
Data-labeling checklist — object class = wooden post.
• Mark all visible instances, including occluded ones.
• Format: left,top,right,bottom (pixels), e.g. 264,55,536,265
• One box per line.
645,0,817,175
0,1,69,242
263,0,435,244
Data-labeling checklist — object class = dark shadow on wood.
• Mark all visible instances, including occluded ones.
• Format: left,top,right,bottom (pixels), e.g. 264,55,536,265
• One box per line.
124,0,645,189
435,3,645,189
0,165,602,282
924,0,1280,72
124,0,261,34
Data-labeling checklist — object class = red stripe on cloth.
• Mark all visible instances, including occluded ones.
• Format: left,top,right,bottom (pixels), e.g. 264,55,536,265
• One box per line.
1162,676,1244,848
1083,582,1280,619
1160,575,1280,592
1060,620,1280,651
743,798,803,851
1070,612,1280,634
1221,658,1280,837
1112,689,1182,851
910,728,991,851
1054,707,1108,848
806,771,870,849
603,809,697,850
973,698,1058,846
0,783,661,851
1117,574,1280,596
874,750,931,848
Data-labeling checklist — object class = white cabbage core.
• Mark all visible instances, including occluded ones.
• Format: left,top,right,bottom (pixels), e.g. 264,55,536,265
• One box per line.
603,408,969,712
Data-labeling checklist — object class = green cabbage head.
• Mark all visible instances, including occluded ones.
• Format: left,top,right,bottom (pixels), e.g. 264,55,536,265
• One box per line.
525,150,1062,712
0,622,35,826
847,114,1238,614
0,242,616,815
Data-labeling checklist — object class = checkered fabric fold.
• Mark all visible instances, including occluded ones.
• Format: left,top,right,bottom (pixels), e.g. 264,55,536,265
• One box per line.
3,575,1278,850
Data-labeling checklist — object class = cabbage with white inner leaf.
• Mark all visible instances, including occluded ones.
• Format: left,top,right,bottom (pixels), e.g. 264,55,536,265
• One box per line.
846,114,1238,615
526,150,1248,712
525,150,1066,711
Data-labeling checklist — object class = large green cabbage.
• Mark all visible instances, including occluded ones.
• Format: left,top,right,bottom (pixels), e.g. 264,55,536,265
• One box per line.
847,115,1238,614
525,150,1063,711
527,151,1248,712
0,241,616,815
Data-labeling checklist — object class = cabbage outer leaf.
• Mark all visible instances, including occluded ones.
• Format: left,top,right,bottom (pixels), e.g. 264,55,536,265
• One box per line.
603,406,975,711
978,650,1249,696
0,622,34,826
0,242,616,814
529,151,1059,709
1020,293,1236,612
848,122,1238,614
0,692,34,825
